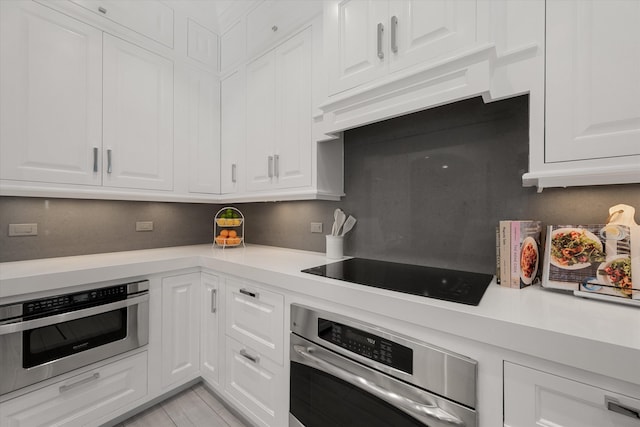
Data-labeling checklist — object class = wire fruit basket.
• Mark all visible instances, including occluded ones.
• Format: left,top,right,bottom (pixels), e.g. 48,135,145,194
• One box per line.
213,207,245,248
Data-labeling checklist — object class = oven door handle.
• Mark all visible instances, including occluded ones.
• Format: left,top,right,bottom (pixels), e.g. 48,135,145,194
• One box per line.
293,344,464,426
0,293,149,335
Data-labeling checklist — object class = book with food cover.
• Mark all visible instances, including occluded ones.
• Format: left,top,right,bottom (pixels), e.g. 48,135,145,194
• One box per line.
542,224,638,301
499,221,511,287
510,221,543,288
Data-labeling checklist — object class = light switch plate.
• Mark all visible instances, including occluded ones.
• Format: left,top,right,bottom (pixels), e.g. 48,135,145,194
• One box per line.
310,222,323,233
8,223,38,236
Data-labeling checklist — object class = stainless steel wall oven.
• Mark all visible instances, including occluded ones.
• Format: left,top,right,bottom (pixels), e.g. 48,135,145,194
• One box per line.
290,305,478,427
0,280,149,396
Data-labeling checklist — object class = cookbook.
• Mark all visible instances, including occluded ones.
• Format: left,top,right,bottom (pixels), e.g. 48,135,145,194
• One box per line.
541,224,638,301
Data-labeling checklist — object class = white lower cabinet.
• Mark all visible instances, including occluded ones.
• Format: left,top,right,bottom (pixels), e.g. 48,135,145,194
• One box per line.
223,336,286,427
161,272,200,388
200,272,221,389
504,361,640,427
0,352,147,427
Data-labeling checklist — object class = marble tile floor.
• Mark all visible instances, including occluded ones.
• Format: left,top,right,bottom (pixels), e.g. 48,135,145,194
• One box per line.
113,383,251,427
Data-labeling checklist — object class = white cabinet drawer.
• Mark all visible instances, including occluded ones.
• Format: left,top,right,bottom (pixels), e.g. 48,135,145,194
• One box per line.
223,336,286,427
70,0,174,48
225,278,284,364
0,352,147,427
246,0,320,59
504,361,640,427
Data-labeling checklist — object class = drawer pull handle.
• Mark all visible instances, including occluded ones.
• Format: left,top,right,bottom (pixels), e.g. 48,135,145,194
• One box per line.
606,396,640,420
98,6,107,14
239,288,258,299
59,372,100,393
240,349,259,364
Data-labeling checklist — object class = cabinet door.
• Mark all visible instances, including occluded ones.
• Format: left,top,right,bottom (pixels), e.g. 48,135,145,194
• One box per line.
245,51,277,192
103,34,174,191
225,278,284,364
388,0,477,73
187,65,221,194
224,336,286,427
220,69,245,194
504,362,640,427
161,273,200,388
545,0,640,163
200,273,220,389
274,28,312,189
325,0,389,95
0,352,147,427
0,0,102,186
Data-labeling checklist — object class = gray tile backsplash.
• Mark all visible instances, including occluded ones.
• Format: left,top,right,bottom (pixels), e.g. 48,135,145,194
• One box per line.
1,95,638,271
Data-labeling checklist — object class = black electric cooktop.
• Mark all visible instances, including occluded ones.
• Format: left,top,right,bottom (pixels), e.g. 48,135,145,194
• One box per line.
302,258,493,306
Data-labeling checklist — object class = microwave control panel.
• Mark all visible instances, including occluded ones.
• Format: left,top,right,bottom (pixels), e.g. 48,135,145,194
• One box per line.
24,285,127,316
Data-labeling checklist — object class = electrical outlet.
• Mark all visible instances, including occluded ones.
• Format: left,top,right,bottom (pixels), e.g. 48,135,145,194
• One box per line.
136,221,154,232
8,223,38,236
310,222,323,233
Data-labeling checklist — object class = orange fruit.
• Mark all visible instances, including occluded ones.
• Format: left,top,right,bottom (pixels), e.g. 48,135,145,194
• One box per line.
228,230,237,238
215,236,226,245
220,229,229,238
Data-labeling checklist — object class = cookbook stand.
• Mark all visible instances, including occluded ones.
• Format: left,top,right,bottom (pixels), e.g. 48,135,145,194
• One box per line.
213,207,245,249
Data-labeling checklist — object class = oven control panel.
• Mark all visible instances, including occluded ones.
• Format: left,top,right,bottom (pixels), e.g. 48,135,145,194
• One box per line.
24,285,127,315
318,319,413,374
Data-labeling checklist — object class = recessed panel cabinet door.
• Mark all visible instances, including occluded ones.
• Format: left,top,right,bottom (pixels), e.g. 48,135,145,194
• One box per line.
388,0,477,73
162,273,200,388
545,0,640,163
274,28,312,189
0,0,102,186
200,273,220,389
220,69,245,194
187,65,220,194
103,34,174,191
326,0,389,95
245,51,277,192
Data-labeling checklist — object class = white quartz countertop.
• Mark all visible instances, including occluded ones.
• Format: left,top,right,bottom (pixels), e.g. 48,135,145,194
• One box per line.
1,244,639,386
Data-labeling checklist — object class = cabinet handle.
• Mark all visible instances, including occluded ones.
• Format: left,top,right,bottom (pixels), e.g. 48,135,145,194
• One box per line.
98,6,107,14
391,16,398,53
268,156,274,178
231,163,237,183
59,372,100,393
271,25,278,32
274,154,280,178
377,23,384,59
239,288,258,299
239,349,260,364
606,396,640,420
107,149,112,174
93,147,99,172
211,289,217,314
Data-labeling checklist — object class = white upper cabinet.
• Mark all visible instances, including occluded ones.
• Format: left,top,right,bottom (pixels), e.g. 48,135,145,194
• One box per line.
70,0,174,48
187,19,219,69
326,0,478,96
220,69,245,194
103,34,174,191
523,0,640,189
541,0,640,183
0,0,103,186
245,28,312,192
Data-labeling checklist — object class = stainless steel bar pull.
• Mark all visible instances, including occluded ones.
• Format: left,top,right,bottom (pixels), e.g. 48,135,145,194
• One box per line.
274,154,280,178
211,289,217,314
231,163,237,183
268,156,274,178
606,397,640,420
93,147,99,172
98,6,107,14
391,16,398,53
377,23,385,59
239,288,258,299
107,149,113,174
239,349,259,364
